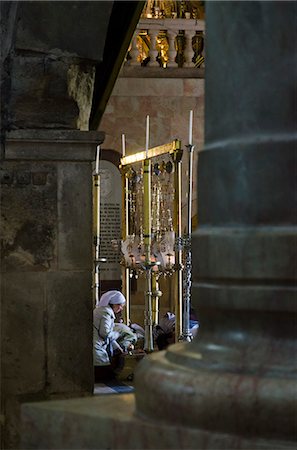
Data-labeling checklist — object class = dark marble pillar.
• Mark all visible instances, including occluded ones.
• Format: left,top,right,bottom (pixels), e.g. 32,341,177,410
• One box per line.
135,1,297,447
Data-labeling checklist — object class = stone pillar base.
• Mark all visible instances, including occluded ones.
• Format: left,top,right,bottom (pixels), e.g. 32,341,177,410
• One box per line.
135,347,296,443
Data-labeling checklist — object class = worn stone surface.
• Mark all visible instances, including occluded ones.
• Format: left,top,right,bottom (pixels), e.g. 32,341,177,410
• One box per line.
5,129,105,160
20,394,296,450
1,131,100,449
1,1,113,131
1,271,46,450
192,282,296,313
57,162,92,271
192,226,297,281
67,64,96,131
1,161,58,272
205,2,297,142
197,144,296,226
8,55,96,130
0,1,18,157
1,272,46,395
46,271,93,395
15,1,113,61
135,348,297,440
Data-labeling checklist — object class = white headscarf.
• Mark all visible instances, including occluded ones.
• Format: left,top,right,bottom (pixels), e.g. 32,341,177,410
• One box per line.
97,290,126,307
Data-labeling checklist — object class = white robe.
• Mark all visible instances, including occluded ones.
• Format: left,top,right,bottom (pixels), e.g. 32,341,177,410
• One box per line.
93,305,136,366
93,305,119,366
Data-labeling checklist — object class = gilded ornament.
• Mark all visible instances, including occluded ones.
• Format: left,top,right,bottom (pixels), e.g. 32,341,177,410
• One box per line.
174,30,186,68
192,31,204,68
156,30,169,68
136,32,151,66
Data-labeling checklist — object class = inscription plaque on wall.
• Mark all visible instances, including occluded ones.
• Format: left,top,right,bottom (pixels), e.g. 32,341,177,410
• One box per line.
99,160,122,280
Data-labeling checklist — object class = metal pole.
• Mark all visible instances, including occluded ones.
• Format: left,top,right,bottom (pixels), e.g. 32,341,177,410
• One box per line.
93,173,100,305
121,134,131,325
173,144,184,341
143,156,154,352
180,143,195,342
93,146,101,306
124,174,131,325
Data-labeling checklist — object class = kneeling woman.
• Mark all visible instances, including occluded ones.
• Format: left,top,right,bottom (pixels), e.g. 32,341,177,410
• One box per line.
93,290,137,381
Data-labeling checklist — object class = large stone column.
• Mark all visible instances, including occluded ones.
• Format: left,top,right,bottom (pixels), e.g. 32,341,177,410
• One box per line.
1,130,104,449
135,1,297,447
1,2,111,447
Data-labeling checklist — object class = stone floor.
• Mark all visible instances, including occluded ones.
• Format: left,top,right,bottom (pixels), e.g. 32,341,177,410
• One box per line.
93,349,144,395
21,391,294,450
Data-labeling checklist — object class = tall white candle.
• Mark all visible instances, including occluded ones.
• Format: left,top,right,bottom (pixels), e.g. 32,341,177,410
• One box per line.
95,145,100,174
189,110,193,145
122,134,126,157
145,115,150,159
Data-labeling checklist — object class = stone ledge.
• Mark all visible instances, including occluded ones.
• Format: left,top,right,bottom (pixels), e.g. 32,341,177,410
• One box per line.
6,129,105,142
120,66,205,79
4,130,105,161
20,393,295,449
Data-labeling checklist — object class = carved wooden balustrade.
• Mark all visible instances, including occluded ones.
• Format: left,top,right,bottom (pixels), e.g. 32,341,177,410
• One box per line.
125,18,205,71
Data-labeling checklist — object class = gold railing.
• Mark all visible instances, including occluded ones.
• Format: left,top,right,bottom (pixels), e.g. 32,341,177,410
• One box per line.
126,18,205,69
141,0,205,21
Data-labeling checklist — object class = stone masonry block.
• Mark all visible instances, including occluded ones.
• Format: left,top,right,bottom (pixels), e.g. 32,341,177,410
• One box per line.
0,161,57,273
1,272,46,395
57,162,92,271
46,271,93,394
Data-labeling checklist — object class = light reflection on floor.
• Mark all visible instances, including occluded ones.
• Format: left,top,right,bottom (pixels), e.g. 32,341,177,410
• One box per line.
94,380,134,395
